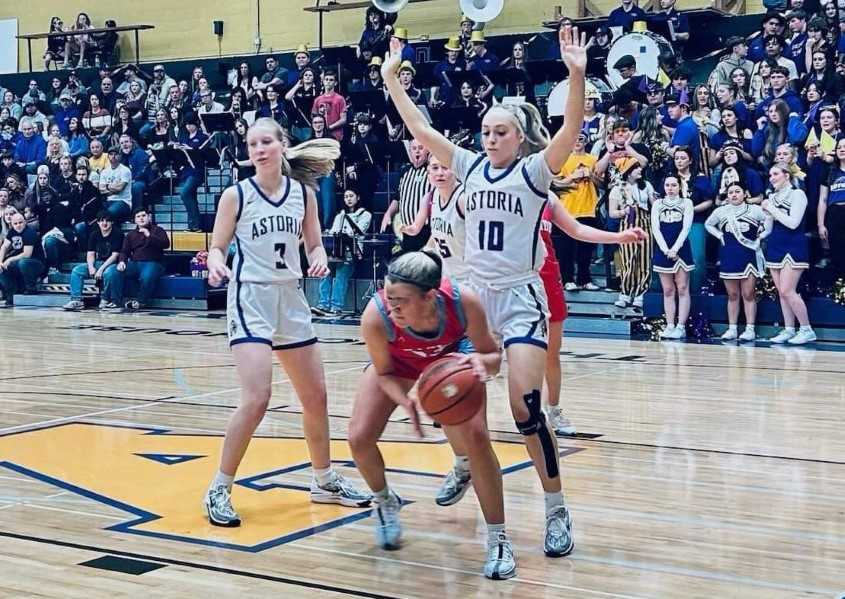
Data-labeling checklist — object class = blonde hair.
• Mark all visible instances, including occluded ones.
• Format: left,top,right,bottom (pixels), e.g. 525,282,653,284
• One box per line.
486,103,550,156
250,117,340,188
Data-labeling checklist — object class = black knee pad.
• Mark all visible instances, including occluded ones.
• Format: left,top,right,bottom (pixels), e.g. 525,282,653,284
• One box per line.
515,389,559,479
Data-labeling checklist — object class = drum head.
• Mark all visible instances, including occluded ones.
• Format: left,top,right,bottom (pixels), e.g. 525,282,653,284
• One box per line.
606,32,671,88
547,78,614,117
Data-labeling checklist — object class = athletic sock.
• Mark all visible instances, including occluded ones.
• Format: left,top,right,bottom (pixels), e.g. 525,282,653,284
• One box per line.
727,325,738,332
799,325,813,332
487,522,506,543
784,327,796,334
313,466,334,486
744,324,755,332
211,471,234,492
453,455,470,474
373,486,392,502
544,491,564,515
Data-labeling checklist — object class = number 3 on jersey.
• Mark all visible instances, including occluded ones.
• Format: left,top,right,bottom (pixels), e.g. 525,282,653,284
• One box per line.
274,243,287,269
434,238,452,259
478,220,504,251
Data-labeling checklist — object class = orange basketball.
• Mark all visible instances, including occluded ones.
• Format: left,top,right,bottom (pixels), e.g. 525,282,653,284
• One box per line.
417,356,484,426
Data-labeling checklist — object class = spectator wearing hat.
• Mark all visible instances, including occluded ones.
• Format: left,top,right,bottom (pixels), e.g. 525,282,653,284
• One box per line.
785,10,808,73
173,112,208,232
668,93,702,162
104,207,170,311
754,65,804,118
458,14,475,57
467,31,500,73
314,187,371,316
62,210,124,311
586,26,613,78
149,64,177,107
607,0,647,33
713,37,755,87
632,81,671,129
386,61,425,141
287,44,313,87
392,27,416,64
608,157,655,309
54,92,81,138
611,54,648,107
432,38,467,108
343,113,381,208
98,145,132,223
750,13,787,63
115,64,148,96
0,210,45,304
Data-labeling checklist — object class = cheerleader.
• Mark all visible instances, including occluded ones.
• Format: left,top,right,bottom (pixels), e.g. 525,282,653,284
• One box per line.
762,164,817,344
651,175,694,339
608,158,655,309
705,181,770,341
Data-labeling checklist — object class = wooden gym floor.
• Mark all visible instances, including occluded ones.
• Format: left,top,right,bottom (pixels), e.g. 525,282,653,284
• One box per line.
0,306,842,598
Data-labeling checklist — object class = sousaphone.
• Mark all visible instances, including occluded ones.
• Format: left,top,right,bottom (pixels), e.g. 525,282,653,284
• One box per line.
459,0,504,23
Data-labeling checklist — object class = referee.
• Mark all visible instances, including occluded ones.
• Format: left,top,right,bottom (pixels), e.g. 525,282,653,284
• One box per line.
380,139,432,253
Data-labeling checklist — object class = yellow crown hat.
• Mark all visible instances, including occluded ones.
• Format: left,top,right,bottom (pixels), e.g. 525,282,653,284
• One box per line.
393,27,409,40
444,37,462,52
470,30,486,43
295,44,309,56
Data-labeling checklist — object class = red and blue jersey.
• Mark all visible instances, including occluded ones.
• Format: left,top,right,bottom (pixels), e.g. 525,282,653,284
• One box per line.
373,277,468,379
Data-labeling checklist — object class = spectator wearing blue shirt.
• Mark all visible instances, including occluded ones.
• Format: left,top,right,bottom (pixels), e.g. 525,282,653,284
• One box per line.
650,0,690,46
818,137,845,280
467,31,500,74
0,211,45,304
754,66,804,118
668,95,702,164
392,28,415,64
607,0,648,33
433,37,467,108
708,106,754,160
286,45,312,88
53,92,81,137
749,13,787,63
118,135,150,211
67,117,89,159
13,118,46,174
358,6,391,63
751,99,809,170
174,113,208,232
785,10,808,73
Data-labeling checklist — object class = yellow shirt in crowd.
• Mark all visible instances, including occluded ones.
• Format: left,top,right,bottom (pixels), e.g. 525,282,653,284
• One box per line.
557,153,598,219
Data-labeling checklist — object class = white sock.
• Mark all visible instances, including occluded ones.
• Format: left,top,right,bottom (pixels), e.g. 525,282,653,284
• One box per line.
727,324,737,332
373,486,392,502
799,325,813,332
313,466,334,486
487,522,506,542
784,327,796,333
544,491,564,515
745,324,755,332
211,471,234,491
548,404,561,415
453,455,470,474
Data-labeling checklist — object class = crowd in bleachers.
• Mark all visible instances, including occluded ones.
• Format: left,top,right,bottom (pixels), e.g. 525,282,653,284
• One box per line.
0,2,842,338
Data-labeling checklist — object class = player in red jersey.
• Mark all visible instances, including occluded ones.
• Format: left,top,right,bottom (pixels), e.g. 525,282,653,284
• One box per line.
539,203,575,436
348,249,517,580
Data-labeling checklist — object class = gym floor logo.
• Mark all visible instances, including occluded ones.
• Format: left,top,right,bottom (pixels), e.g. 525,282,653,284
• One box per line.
0,423,581,552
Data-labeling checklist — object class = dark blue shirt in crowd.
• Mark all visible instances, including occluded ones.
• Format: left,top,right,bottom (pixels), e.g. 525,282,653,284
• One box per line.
606,4,648,32
53,104,81,137
671,115,701,160
6,225,45,262
120,148,151,184
826,167,845,206
709,131,752,154
176,130,209,179
755,89,804,118
469,50,501,73
787,33,808,73
87,227,124,261
649,8,690,38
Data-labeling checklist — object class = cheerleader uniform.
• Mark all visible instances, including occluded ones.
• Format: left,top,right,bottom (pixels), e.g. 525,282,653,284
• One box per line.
651,195,694,274
763,186,809,269
539,204,567,323
704,204,769,279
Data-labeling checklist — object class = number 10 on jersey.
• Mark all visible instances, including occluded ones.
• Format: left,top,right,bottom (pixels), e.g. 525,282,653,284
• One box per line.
478,220,504,251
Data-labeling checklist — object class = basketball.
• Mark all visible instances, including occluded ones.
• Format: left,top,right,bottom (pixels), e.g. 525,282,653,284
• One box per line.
417,356,484,426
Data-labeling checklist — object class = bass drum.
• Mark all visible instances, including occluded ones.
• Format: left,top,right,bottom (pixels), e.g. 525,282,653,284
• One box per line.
606,31,673,88
547,77,614,117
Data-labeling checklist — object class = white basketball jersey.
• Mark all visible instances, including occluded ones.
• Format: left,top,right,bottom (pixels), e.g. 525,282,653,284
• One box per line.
452,149,550,288
232,177,306,284
429,184,469,281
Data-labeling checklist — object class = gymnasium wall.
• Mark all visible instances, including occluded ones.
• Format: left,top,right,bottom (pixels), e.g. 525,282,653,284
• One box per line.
1,0,766,72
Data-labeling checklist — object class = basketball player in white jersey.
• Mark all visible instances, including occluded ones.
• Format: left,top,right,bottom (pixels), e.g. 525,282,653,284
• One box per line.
382,30,646,556
203,118,370,527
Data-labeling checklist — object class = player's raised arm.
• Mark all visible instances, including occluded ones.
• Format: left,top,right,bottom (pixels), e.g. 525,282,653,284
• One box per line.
543,27,587,174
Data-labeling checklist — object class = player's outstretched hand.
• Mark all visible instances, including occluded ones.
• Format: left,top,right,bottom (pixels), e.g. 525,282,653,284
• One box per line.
381,37,403,81
619,227,648,244
207,260,232,287
559,26,587,74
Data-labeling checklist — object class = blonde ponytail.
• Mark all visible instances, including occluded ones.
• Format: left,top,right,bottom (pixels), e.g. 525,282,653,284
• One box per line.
250,117,340,188
487,103,550,157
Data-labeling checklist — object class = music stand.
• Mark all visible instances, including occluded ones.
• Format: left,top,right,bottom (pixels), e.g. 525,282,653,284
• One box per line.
199,111,236,134
359,237,392,310
348,88,387,118
445,69,487,90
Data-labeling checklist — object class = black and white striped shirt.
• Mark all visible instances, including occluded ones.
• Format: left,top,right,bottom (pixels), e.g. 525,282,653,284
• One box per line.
396,164,432,226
